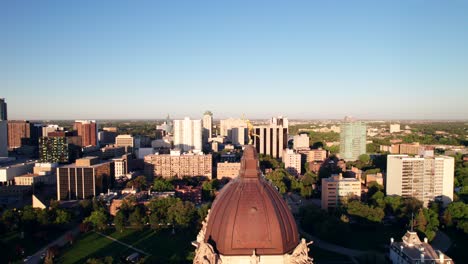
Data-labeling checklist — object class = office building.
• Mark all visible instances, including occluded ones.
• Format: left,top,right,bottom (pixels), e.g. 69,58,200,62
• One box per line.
173,117,202,152
283,149,301,176
144,151,212,179
100,145,125,159
113,155,129,178
387,155,454,207
15,173,55,186
293,134,310,150
98,130,117,145
202,111,213,146
115,134,134,152
217,162,241,179
253,116,288,158
389,231,453,264
57,157,114,200
7,120,32,149
0,120,7,157
220,118,248,146
0,98,7,120
366,172,384,187
307,148,327,162
42,124,62,137
339,121,367,161
74,120,98,147
390,124,401,133
39,136,69,163
321,174,361,210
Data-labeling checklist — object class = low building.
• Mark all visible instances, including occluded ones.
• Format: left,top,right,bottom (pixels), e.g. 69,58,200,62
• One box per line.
101,145,125,159
0,161,35,185
321,174,361,210
14,173,55,186
293,134,310,151
115,134,134,152
175,185,202,204
217,162,241,179
33,162,59,175
307,161,322,174
390,124,401,133
366,172,384,187
389,231,453,264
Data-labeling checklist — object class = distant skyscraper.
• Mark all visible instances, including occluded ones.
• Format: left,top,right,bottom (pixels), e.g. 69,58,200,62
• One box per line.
202,111,213,146
39,136,69,163
386,155,454,207
7,120,31,149
173,117,202,152
74,120,98,147
253,116,288,158
220,118,248,146
339,120,366,161
0,98,6,121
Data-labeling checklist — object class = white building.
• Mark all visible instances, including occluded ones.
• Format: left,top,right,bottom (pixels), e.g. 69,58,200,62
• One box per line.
293,134,310,150
220,118,248,146
253,116,288,158
386,155,454,207
113,156,128,178
390,124,401,133
173,117,202,153
115,134,134,152
282,149,301,176
0,161,35,185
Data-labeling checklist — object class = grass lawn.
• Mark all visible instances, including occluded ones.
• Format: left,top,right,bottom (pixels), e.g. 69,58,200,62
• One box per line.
309,245,352,264
58,228,197,264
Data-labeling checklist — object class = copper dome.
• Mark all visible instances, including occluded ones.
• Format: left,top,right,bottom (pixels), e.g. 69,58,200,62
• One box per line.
204,146,299,256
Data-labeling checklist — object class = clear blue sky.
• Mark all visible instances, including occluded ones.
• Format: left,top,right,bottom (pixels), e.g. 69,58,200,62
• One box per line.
1,0,467,120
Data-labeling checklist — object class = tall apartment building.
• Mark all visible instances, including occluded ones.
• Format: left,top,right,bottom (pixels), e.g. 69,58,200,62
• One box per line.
307,148,328,162
39,136,69,163
173,117,202,152
7,120,32,149
202,111,213,146
57,157,114,200
386,155,454,207
115,134,134,152
293,134,310,151
0,120,7,157
0,98,7,120
253,116,288,158
321,174,361,210
339,121,367,161
74,120,98,147
283,149,301,176
216,162,241,179
144,151,212,179
220,118,248,146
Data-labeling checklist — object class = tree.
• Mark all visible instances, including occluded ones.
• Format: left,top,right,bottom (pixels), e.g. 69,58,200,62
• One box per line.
127,175,148,190
55,209,71,225
84,210,108,231
415,209,428,232
346,200,385,223
358,154,370,164
153,178,174,192
114,211,126,233
167,200,196,228
129,207,146,230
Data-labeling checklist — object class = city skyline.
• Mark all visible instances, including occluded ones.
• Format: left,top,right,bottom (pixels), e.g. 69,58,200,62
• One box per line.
2,1,468,120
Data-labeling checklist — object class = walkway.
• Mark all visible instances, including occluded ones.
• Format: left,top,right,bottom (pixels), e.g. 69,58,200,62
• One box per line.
94,231,151,256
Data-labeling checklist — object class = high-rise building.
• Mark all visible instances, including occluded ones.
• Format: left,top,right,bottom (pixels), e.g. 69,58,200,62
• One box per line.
220,118,248,146
321,174,361,210
115,134,134,152
339,121,367,161
173,117,202,152
253,116,288,158
7,120,31,149
74,120,98,147
57,157,114,200
386,155,454,207
202,111,213,146
39,136,69,163
0,98,7,121
144,151,212,179
293,134,310,151
0,121,7,157
283,149,301,176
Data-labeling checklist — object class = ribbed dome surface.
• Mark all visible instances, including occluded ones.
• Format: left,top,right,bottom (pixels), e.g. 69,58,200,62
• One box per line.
204,146,299,256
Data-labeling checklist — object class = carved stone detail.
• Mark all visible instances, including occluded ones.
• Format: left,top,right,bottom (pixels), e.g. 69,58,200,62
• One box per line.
196,209,210,243
193,241,220,264
289,238,313,264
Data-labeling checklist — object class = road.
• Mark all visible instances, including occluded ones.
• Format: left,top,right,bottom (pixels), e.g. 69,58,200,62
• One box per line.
26,226,80,264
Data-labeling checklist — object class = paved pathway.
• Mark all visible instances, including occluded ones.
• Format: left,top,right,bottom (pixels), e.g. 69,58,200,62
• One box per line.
94,231,151,256
26,226,80,264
